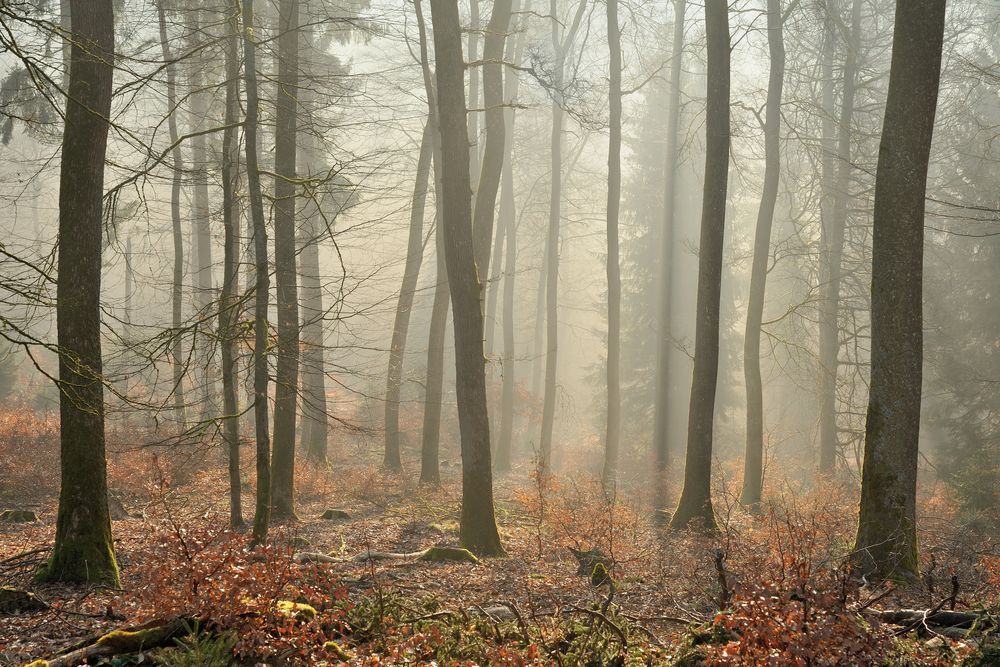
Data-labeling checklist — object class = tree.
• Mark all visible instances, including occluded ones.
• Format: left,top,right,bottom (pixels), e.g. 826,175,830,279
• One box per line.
220,0,244,529
740,0,785,507
428,0,504,555
651,0,685,480
601,0,622,488
37,0,119,586
384,121,433,470
244,0,272,545
853,0,945,582
271,0,301,521
817,0,861,473
155,0,186,423
669,0,730,531
539,0,589,469
414,0,448,484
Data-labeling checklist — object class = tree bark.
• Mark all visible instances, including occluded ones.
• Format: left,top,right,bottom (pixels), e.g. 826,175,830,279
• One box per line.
415,0,448,484
669,0,729,531
539,0,588,470
428,0,504,555
602,0,622,489
270,0,301,521
38,0,119,586
385,121,433,470
471,0,513,275
298,17,330,464
220,0,244,530
244,0,272,545
495,3,528,472
853,0,944,582
739,0,784,507
156,0,186,423
651,0,686,488
818,0,861,474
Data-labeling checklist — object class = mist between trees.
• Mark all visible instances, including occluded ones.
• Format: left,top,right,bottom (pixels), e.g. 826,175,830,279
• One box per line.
0,0,998,663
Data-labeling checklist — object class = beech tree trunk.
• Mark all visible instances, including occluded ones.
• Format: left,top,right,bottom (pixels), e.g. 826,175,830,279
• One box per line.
669,0,729,531
428,0,504,555
244,0,272,545
38,0,119,586
652,0,685,482
156,0,186,423
220,0,244,529
385,121,433,470
740,0,784,507
818,0,860,473
415,0,448,484
853,0,944,582
602,0,622,488
270,0,301,521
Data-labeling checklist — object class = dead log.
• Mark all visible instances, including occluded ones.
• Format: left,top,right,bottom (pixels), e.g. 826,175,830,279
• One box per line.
874,608,985,629
26,617,190,667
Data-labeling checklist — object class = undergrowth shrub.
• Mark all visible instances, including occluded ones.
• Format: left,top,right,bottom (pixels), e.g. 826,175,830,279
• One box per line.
128,518,347,664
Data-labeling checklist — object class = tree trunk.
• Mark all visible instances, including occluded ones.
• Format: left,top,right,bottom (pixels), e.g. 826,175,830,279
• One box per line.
244,0,272,545
853,0,944,582
156,0,186,423
188,8,217,419
415,0,448,484
495,4,527,472
297,19,330,464
652,0,685,481
385,121,433,470
818,0,860,474
471,0,513,275
739,0,784,507
270,0,301,521
220,0,244,530
38,0,119,586
669,0,729,531
428,0,504,555
602,0,622,489
467,0,481,189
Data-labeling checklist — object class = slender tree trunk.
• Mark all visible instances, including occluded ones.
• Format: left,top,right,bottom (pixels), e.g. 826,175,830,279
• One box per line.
188,8,217,418
472,0,513,275
270,0,301,521
602,0,622,489
853,0,944,582
495,5,527,472
818,0,861,474
652,0,685,480
221,0,244,529
385,121,433,470
740,0,784,507
244,0,272,545
669,0,729,531
468,0,481,189
156,0,186,423
484,213,504,357
297,17,329,464
415,0,449,484
38,0,119,586
429,0,504,555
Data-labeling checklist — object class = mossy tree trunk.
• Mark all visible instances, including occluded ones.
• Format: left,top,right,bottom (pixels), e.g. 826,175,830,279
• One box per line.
669,0,730,531
853,0,945,582
428,0,504,555
39,0,119,587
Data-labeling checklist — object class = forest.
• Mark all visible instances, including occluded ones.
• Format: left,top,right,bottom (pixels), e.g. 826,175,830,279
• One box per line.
0,0,998,664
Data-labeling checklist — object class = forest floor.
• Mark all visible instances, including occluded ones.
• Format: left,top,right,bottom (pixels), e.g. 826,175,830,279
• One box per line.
1,411,999,665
